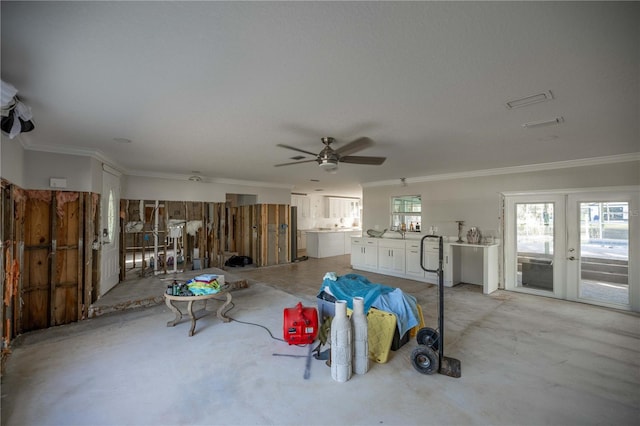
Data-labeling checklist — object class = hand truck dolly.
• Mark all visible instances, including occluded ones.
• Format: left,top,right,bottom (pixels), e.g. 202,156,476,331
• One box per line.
410,235,462,378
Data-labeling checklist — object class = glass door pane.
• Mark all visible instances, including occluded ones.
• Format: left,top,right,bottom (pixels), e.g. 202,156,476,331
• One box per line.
516,203,555,291
578,202,629,305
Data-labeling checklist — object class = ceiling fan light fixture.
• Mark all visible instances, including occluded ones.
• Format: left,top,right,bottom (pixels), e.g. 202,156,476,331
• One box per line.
318,158,338,171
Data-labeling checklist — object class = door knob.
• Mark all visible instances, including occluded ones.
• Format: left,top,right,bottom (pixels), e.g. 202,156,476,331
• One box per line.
567,256,576,261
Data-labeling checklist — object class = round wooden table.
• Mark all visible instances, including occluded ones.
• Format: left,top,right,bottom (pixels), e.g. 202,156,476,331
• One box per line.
164,288,232,336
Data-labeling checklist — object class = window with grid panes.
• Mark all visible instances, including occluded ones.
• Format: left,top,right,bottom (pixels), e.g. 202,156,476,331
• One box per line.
391,195,422,232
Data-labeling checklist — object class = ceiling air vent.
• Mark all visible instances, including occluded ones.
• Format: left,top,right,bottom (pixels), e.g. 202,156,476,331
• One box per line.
506,91,553,109
522,116,564,129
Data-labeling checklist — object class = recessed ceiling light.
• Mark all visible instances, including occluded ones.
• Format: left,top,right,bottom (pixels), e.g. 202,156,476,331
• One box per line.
505,91,553,109
522,116,564,129
113,137,132,143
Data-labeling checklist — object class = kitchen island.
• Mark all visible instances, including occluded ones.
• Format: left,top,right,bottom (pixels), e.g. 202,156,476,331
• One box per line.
305,228,361,258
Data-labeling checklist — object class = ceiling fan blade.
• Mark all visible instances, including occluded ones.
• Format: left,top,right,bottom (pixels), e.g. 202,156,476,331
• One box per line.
277,144,318,157
333,137,373,156
274,159,317,167
340,155,386,165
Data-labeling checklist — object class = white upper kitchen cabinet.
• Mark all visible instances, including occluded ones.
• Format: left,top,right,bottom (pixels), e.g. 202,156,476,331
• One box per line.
291,195,311,218
325,197,360,218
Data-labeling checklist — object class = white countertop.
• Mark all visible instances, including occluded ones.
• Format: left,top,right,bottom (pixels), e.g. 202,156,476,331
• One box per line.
303,228,361,233
354,233,500,245
448,240,499,247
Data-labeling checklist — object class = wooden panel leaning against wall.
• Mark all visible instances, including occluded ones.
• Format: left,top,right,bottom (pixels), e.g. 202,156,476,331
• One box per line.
1,179,99,357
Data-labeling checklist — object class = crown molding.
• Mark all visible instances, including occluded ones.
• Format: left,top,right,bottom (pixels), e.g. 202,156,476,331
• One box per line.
20,138,123,171
501,185,639,197
125,169,293,190
20,140,293,190
19,138,637,192
362,153,640,188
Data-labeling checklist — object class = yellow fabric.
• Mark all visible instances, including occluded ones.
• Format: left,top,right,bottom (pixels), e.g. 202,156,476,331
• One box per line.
349,307,397,364
409,304,426,338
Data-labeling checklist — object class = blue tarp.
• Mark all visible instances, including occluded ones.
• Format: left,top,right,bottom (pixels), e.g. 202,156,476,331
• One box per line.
319,273,420,336
321,273,394,312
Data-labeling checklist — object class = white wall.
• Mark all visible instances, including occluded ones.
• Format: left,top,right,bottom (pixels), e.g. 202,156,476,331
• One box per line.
362,160,640,237
0,134,25,186
23,151,96,192
122,175,292,204
1,144,106,193
362,159,639,290
1,145,292,204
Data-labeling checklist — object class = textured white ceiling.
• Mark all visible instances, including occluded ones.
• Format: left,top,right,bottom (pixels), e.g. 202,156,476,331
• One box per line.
2,1,638,197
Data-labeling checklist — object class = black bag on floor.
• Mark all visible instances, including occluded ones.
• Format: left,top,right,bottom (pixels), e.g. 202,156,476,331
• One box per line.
225,255,253,267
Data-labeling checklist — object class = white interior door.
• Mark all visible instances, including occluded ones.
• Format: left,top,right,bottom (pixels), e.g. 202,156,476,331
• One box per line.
100,168,121,296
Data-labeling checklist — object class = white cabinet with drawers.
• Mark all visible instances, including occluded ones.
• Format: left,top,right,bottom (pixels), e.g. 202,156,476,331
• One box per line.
351,236,455,285
378,238,406,277
350,237,379,272
350,236,498,293
405,240,426,281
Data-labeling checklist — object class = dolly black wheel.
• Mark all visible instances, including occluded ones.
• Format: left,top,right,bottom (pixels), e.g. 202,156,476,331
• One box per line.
416,327,440,351
411,345,439,375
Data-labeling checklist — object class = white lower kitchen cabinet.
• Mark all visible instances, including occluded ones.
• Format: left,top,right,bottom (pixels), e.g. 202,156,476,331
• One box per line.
351,237,378,271
350,236,498,293
404,239,440,283
351,236,454,285
422,240,440,284
378,239,406,277
405,240,426,281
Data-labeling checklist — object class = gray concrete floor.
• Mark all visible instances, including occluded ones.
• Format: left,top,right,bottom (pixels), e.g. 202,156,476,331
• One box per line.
2,255,639,425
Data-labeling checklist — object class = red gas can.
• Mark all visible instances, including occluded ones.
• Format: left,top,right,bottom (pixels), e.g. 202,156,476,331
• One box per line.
283,302,318,345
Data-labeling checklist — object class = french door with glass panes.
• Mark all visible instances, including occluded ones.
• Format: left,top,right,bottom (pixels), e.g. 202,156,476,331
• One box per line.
504,189,638,311
505,194,567,299
566,191,637,310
